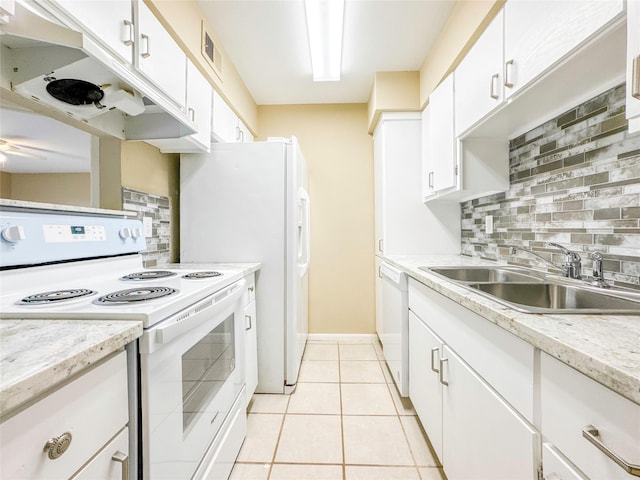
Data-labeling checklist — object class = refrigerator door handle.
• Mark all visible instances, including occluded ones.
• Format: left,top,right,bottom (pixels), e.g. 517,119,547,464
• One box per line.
297,187,311,277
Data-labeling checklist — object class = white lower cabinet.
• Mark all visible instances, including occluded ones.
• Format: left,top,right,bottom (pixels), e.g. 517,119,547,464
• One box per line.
540,353,640,480
441,344,538,480
0,351,129,479
243,273,258,404
408,279,539,479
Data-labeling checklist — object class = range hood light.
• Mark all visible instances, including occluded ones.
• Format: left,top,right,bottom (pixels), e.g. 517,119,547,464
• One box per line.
304,0,344,82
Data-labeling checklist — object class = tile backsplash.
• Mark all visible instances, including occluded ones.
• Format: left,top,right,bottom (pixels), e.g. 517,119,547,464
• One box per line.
461,84,640,290
122,187,171,268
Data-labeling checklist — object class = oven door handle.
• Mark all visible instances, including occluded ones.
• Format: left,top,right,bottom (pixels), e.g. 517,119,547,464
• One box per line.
154,279,246,346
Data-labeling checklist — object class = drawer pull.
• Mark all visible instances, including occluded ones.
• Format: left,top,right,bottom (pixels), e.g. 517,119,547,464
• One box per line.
245,314,252,331
439,357,449,386
430,347,439,373
633,55,640,100
112,450,129,480
44,432,72,459
582,425,640,477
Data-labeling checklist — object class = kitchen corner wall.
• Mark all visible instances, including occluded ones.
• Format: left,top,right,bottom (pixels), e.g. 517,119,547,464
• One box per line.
462,84,640,289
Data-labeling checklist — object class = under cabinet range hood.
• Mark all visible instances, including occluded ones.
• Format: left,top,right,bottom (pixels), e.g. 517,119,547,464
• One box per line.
0,2,195,140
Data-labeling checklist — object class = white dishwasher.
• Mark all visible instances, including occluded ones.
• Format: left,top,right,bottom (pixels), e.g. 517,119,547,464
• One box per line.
379,262,409,397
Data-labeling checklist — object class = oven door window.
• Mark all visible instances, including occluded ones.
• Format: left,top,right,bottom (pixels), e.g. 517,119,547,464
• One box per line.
182,313,235,432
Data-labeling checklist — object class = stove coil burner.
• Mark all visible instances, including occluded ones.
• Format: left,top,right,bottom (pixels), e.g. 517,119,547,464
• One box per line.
182,271,223,279
18,289,97,305
94,287,178,305
120,270,177,281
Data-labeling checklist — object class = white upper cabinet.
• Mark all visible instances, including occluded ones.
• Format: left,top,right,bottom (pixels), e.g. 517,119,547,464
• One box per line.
454,9,504,137
147,59,212,153
424,72,457,198
135,1,186,109
53,0,133,64
627,0,640,133
212,90,253,143
503,0,623,99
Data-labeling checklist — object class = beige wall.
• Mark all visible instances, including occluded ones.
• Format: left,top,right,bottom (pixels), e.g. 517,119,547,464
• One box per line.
1,172,91,206
258,104,375,334
367,71,420,133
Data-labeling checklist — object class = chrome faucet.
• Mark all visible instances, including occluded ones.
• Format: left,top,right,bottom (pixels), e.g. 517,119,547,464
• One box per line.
589,252,610,288
508,243,582,279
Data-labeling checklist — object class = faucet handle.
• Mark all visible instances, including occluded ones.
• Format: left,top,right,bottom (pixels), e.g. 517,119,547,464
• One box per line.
548,242,581,261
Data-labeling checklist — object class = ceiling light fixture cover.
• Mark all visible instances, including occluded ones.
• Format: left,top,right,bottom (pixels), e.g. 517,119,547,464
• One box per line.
304,0,344,82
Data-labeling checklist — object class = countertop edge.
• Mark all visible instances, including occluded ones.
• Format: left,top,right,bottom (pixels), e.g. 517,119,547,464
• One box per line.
383,254,640,406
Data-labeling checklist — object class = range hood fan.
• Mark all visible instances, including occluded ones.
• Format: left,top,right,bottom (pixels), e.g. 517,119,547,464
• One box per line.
45,78,106,109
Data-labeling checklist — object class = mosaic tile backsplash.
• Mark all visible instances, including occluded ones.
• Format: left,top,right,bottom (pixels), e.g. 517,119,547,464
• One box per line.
461,84,640,290
122,188,171,268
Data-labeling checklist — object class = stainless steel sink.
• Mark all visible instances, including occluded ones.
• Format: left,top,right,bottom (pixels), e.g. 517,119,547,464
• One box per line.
468,282,640,314
420,265,640,315
421,266,546,283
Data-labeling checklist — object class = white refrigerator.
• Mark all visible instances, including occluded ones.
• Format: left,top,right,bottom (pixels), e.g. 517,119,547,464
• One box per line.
180,137,310,393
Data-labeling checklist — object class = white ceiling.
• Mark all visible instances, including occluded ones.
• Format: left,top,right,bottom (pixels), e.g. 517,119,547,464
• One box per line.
198,0,455,105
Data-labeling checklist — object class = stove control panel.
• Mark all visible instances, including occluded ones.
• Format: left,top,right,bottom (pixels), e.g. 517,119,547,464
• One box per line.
43,224,107,243
0,209,146,268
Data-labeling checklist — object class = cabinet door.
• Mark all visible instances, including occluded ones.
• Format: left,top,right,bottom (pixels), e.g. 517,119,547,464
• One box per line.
408,311,443,461
136,1,186,108
244,299,258,401
627,0,640,131
504,0,623,99
428,73,456,193
441,345,538,480
186,59,212,150
212,90,239,143
454,9,503,136
373,123,385,255
55,0,133,64
375,257,383,338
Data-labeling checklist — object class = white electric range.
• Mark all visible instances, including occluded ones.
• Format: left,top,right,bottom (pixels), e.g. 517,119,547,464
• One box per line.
0,204,249,480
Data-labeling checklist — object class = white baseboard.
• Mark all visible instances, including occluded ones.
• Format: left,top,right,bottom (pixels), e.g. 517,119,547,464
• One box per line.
307,333,379,343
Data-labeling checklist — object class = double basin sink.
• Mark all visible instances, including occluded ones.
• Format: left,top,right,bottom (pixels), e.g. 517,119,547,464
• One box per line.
419,266,640,315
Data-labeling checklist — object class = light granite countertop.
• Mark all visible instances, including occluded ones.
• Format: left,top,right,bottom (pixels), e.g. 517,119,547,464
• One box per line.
0,320,142,419
384,254,640,406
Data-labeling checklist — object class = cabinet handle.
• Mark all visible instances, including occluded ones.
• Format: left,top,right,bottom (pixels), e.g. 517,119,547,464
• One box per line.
504,59,514,88
490,73,499,99
378,239,384,253
582,425,640,476
378,265,382,278
188,107,195,122
235,125,241,141
141,33,151,58
245,314,252,331
439,357,449,386
123,20,134,46
430,347,439,373
44,431,72,459
428,171,434,189
111,451,129,480
633,55,640,100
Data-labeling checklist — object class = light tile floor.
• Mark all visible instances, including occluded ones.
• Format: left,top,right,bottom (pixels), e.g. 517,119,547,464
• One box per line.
230,338,444,480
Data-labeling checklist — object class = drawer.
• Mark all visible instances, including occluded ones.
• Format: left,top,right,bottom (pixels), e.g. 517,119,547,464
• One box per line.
408,278,535,420
0,351,129,479
541,353,640,480
72,427,129,480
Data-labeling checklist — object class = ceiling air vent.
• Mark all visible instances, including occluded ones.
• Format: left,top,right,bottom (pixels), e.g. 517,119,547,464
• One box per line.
201,21,222,79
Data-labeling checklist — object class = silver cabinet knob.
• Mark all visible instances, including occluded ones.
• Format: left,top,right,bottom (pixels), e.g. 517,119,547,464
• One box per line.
43,431,72,459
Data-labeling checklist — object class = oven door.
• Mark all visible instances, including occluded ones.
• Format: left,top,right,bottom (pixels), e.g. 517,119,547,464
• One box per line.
139,279,246,480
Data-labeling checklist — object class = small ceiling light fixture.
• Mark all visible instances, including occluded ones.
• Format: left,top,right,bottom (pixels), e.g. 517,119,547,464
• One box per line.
304,0,345,81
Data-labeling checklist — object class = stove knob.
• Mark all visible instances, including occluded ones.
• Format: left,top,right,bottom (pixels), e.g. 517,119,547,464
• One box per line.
119,227,132,239
2,225,26,243
132,227,143,239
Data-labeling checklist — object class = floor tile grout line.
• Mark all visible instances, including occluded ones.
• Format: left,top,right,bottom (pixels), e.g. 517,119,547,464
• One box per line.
264,394,291,480
338,339,346,480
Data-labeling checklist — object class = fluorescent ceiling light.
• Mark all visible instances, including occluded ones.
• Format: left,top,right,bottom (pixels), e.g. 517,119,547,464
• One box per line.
304,0,344,82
